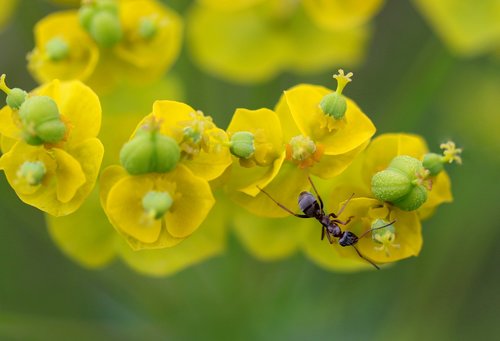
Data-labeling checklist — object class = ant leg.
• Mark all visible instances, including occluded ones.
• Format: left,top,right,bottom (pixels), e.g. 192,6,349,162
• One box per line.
358,220,397,240
352,245,380,270
332,216,354,225
307,176,324,210
321,225,325,240
257,186,309,218
323,227,335,244
335,193,355,218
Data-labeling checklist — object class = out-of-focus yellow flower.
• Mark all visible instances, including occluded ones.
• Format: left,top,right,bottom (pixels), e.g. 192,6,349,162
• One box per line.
303,0,384,31
28,0,182,93
0,79,103,216
137,100,232,181
414,0,500,56
187,1,373,83
0,0,18,31
28,11,100,84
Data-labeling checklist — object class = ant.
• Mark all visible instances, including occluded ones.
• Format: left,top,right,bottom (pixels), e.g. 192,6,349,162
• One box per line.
257,177,395,270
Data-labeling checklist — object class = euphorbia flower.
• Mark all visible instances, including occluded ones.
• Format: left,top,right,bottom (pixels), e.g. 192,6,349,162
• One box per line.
0,77,103,216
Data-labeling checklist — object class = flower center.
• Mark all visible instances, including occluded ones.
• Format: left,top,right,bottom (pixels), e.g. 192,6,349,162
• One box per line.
371,219,400,257
286,135,323,168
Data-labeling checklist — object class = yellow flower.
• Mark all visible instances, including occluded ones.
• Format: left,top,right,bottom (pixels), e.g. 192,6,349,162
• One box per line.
302,0,385,30
187,1,371,83
414,0,500,56
137,100,232,181
243,81,375,217
100,163,215,250
0,80,103,216
28,11,100,84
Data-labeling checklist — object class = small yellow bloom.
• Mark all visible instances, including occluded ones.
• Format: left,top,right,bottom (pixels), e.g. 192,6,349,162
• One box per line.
0,80,103,216
137,100,232,181
100,164,215,250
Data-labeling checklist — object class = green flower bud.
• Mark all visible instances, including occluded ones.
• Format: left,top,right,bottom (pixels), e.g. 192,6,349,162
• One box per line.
393,185,428,211
120,130,180,175
371,219,395,240
371,169,412,202
422,153,444,176
45,37,70,61
6,88,27,109
230,131,255,159
17,161,46,186
89,11,122,48
138,17,157,40
319,69,353,120
18,96,66,145
320,92,347,120
78,5,95,31
371,155,429,211
388,155,422,177
142,191,173,220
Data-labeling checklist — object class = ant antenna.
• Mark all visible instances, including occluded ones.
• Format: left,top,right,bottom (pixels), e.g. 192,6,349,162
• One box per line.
352,244,380,270
358,220,396,240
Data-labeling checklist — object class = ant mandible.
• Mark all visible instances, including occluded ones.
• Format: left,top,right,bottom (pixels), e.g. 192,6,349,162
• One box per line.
257,177,395,270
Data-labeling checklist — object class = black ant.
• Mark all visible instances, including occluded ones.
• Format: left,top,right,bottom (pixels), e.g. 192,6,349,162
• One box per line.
257,177,395,270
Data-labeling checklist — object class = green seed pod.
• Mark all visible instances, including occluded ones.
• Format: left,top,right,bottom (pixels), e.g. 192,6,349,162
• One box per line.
18,96,66,145
230,131,255,159
95,0,119,13
6,88,27,109
138,17,157,40
320,92,347,120
422,153,444,176
371,169,412,202
17,161,46,186
388,155,423,178
45,37,70,61
120,131,180,175
78,5,95,31
142,191,173,219
392,184,428,211
89,11,122,48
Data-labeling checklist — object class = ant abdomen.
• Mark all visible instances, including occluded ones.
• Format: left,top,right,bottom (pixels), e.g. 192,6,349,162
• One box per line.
298,191,320,216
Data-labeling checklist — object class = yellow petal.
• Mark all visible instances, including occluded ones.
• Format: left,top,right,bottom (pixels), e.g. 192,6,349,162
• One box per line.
151,100,196,142
187,3,286,83
52,148,86,203
419,170,453,220
46,188,117,268
310,140,369,179
283,84,375,155
233,207,306,260
0,105,22,141
302,0,384,31
198,0,265,11
0,0,18,31
116,193,227,276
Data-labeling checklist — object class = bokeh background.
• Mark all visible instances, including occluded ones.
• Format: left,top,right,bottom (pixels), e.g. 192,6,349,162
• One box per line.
1,0,499,339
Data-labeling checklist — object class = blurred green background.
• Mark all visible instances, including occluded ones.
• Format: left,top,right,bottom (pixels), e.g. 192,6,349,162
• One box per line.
1,0,499,340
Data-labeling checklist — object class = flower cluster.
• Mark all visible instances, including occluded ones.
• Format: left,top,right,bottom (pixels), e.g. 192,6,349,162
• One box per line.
27,0,182,93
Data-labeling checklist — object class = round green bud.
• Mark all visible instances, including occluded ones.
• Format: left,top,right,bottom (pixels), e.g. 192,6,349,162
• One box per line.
19,96,66,145
138,17,157,40
120,131,180,175
89,11,122,48
388,155,423,179
230,131,255,159
6,88,27,109
45,37,70,61
17,161,46,186
78,5,95,31
392,184,428,211
371,169,412,202
422,153,444,176
142,191,173,220
320,92,347,120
